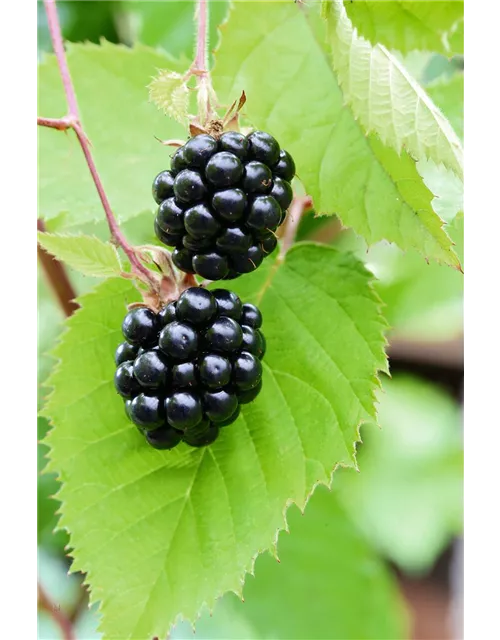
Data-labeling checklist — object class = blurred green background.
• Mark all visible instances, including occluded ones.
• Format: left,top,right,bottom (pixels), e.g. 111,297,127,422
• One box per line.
37,2,463,638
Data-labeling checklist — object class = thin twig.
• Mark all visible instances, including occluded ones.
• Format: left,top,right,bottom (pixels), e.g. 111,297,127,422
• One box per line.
278,196,314,263
38,219,79,318
38,581,76,640
38,0,157,290
191,0,215,124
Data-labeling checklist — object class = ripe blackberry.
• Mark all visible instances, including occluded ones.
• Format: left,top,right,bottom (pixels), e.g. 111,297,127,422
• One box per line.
152,131,296,280
114,287,265,449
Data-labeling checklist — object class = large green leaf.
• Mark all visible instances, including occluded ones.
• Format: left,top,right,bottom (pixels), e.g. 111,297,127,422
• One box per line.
37,232,123,278
213,1,459,268
324,1,463,179
38,43,186,227
173,488,408,640
344,0,464,56
43,243,387,639
335,375,463,573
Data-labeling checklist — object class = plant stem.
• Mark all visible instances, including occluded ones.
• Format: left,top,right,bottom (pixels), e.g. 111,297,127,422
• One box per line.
192,0,214,124
38,581,76,640
39,0,156,290
194,0,208,73
38,219,79,318
278,196,313,263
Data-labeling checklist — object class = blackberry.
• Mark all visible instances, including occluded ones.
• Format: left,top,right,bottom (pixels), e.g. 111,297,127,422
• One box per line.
114,287,266,449
152,130,295,280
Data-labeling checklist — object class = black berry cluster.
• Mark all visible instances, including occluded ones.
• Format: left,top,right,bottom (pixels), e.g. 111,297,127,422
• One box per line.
114,287,265,449
152,131,295,280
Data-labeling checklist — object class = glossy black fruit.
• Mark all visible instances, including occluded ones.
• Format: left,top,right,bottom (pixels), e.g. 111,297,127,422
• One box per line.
115,341,139,366
156,198,185,232
114,361,141,398
122,307,158,347
145,426,183,450
152,170,175,204
212,289,242,320
218,131,249,160
204,317,243,352
273,149,296,182
176,288,217,326
133,350,169,389
182,134,218,168
183,423,220,447
192,252,229,280
172,248,195,274
241,326,266,360
232,352,262,390
173,169,207,204
246,195,281,231
240,303,263,329
159,322,199,360
270,177,293,211
114,288,265,449
205,152,244,188
237,380,263,404
166,391,203,431
203,389,239,422
212,189,247,223
199,354,232,389
184,204,221,239
129,393,165,429
153,132,296,280
158,302,177,326
172,361,198,388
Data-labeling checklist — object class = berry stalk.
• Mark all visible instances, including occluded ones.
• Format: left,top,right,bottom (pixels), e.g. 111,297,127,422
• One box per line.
38,581,76,640
38,0,157,291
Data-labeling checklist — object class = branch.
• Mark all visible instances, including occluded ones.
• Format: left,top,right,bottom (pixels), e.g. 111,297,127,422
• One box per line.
38,219,79,318
38,581,76,640
38,0,157,291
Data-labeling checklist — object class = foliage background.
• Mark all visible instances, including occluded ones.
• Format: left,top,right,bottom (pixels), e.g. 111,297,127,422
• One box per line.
37,1,463,638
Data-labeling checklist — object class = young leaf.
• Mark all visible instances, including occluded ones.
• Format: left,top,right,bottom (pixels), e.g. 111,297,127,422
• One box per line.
323,1,463,179
344,0,464,56
148,70,189,124
43,243,387,639
175,488,408,639
37,232,122,278
38,43,186,227
335,375,463,573
213,1,460,268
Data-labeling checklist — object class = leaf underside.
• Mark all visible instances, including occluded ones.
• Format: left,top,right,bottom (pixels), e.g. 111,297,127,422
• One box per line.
43,243,387,639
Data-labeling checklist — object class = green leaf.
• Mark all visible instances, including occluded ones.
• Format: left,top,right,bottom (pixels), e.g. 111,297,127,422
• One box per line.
213,1,459,268
335,374,463,573
43,243,387,639
37,232,122,278
344,0,464,56
38,43,186,227
426,73,464,140
324,1,463,179
148,70,189,125
173,488,408,640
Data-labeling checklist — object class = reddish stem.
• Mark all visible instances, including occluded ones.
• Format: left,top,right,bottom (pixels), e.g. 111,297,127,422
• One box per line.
194,0,208,72
39,0,156,290
278,196,314,262
38,219,79,317
43,0,80,118
38,581,76,640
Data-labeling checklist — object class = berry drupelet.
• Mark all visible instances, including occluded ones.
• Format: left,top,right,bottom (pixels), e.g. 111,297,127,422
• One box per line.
113,287,266,450
152,131,295,280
